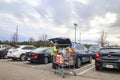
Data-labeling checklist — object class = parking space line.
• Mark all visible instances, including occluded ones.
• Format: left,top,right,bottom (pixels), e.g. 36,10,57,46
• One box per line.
74,62,94,72
78,66,94,75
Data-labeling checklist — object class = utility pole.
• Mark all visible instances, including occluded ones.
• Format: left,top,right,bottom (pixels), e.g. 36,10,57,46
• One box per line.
73,23,77,43
15,25,18,46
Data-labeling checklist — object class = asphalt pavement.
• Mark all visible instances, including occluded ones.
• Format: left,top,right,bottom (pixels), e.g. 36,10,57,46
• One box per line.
0,59,120,80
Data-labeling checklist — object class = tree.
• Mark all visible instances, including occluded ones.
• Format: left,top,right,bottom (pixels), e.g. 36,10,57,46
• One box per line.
98,30,108,47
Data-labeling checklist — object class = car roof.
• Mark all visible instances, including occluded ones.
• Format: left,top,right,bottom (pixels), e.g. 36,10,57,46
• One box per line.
101,47,120,49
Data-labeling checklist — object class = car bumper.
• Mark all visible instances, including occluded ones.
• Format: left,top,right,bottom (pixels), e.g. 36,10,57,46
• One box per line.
7,55,19,59
95,59,120,69
90,54,96,59
27,57,44,63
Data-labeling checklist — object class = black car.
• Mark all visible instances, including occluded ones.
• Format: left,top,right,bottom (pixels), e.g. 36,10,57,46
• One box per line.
49,37,91,68
95,47,120,70
0,47,11,59
88,45,101,59
26,47,52,64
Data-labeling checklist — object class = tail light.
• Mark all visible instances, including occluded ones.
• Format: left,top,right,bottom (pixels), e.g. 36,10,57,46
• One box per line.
96,51,101,58
32,53,39,57
0,50,2,53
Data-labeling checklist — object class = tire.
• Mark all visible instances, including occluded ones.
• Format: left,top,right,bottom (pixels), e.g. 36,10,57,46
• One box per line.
75,57,81,68
88,56,92,63
3,55,8,59
95,67,100,70
12,58,17,61
30,61,34,64
43,57,49,64
20,54,26,61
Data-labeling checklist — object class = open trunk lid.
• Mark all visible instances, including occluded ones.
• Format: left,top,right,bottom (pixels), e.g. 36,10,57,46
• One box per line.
49,37,72,48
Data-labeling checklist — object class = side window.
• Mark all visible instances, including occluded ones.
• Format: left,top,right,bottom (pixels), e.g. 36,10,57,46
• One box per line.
22,47,29,50
74,43,79,50
22,47,33,50
46,49,49,53
43,49,50,54
77,44,84,51
81,45,88,53
83,46,88,52
31,47,36,50
48,48,52,53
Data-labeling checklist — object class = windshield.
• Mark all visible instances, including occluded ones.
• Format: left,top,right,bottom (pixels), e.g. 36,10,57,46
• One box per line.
100,48,120,54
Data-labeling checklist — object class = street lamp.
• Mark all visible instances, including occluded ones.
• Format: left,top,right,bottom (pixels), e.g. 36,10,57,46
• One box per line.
79,33,81,43
73,23,77,43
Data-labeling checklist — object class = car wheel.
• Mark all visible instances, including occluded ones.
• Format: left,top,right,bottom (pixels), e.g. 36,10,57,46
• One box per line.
20,54,26,61
75,57,81,68
30,61,34,64
12,58,17,61
88,56,92,63
44,57,49,64
95,67,100,70
4,55,8,59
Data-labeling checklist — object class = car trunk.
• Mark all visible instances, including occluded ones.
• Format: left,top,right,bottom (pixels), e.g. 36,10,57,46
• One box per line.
100,48,120,61
27,52,45,61
49,37,72,48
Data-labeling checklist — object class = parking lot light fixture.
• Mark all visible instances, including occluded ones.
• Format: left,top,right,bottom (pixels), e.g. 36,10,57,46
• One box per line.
73,23,77,43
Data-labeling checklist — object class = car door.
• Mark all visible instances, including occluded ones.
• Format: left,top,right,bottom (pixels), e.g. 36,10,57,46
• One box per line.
22,46,35,52
72,43,84,61
45,48,51,60
81,44,90,62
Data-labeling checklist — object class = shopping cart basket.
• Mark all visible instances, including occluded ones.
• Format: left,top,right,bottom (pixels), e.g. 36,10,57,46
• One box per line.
53,53,76,78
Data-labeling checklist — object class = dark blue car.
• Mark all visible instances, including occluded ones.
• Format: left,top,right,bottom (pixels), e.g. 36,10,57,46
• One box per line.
49,37,92,68
0,47,11,59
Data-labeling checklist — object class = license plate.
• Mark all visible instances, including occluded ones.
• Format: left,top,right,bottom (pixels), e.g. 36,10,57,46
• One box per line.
28,58,30,60
106,65,113,68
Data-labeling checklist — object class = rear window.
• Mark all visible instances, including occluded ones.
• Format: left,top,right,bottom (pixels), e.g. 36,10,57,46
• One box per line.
31,47,47,53
11,46,20,49
89,46,100,51
100,48,120,54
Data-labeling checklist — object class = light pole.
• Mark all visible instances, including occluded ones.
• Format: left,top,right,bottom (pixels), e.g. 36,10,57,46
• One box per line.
79,33,81,43
73,23,77,43
15,25,18,46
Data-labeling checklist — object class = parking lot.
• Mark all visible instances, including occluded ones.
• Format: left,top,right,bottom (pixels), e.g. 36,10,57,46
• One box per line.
0,59,120,80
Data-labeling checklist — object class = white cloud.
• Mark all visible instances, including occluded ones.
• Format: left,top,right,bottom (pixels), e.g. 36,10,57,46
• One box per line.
0,0,120,45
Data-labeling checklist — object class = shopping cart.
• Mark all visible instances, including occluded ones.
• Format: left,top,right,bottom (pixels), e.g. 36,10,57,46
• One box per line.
53,50,76,78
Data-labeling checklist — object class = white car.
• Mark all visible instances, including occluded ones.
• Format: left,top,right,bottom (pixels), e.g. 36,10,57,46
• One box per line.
0,44,11,50
7,45,36,61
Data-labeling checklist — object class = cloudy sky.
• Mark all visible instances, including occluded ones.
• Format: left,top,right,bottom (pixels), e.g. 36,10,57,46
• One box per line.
0,0,120,45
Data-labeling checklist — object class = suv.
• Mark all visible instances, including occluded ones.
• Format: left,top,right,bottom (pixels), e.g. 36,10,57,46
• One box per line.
7,45,36,61
49,37,91,68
